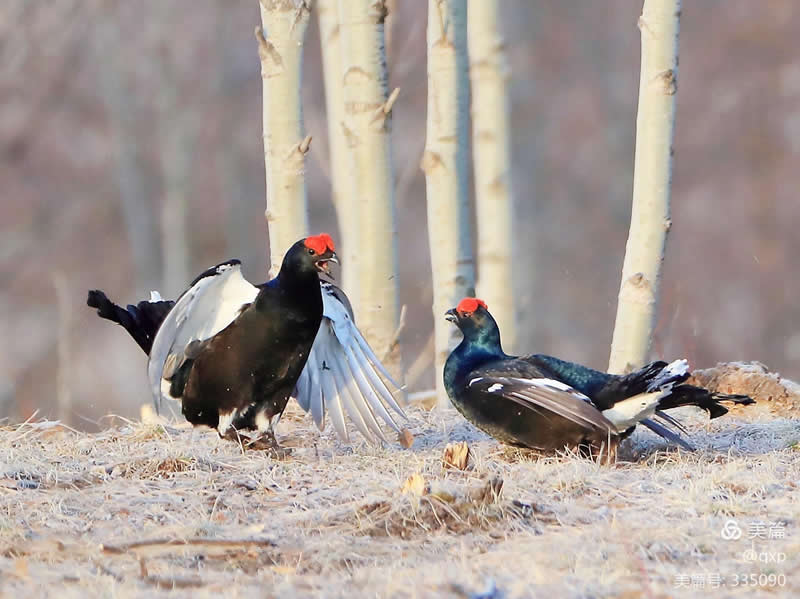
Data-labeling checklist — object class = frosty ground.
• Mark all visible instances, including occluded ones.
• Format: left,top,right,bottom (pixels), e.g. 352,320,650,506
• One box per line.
1,372,799,598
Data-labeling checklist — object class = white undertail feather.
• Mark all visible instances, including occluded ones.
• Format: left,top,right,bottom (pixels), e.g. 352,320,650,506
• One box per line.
664,358,690,376
601,390,666,432
647,358,689,391
149,291,163,302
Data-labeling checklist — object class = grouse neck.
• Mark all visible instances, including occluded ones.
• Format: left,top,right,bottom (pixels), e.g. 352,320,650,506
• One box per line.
443,339,499,398
457,334,507,366
274,264,320,292
253,263,322,313
461,316,504,356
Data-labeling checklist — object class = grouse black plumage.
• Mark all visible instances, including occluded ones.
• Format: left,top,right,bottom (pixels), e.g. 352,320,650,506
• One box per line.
88,234,406,447
86,289,174,354
443,298,754,454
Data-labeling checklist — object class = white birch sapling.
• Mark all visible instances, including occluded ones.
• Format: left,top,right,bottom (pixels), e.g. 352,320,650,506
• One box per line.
317,0,360,303
608,0,681,374
423,0,475,406
468,0,516,352
337,0,402,373
257,0,312,276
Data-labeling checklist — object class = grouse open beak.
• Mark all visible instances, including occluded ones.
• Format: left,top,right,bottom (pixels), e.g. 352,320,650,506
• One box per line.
445,308,458,323
315,252,339,278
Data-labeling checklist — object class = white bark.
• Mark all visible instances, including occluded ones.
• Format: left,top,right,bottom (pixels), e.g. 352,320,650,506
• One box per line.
423,0,474,406
608,0,681,374
317,0,360,303
337,0,402,372
467,0,516,352
257,0,312,276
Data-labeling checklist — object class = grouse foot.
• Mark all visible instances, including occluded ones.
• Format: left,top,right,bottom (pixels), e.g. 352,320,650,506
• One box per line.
219,428,291,458
245,431,292,459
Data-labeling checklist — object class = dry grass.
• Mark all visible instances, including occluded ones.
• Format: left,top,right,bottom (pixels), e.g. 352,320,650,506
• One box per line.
2,391,799,598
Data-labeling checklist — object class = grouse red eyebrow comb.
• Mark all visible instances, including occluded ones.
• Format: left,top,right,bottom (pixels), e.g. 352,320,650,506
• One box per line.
456,297,487,314
304,233,335,255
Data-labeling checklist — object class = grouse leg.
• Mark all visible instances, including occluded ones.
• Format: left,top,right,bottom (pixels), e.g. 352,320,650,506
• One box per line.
220,428,244,445
245,429,292,458
244,412,292,457
580,438,619,466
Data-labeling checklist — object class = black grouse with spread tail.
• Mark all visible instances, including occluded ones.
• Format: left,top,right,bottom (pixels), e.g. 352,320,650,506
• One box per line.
88,234,406,447
443,298,754,454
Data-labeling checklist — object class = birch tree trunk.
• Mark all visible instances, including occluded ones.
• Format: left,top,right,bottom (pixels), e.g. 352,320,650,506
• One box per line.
467,0,516,352
423,0,474,405
337,0,402,372
608,0,681,374
317,0,359,303
257,0,312,276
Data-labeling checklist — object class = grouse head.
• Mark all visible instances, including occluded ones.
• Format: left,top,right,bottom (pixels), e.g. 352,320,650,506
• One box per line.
444,297,499,341
283,234,339,277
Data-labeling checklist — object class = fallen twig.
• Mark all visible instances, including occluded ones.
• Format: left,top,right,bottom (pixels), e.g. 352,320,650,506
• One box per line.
101,537,276,555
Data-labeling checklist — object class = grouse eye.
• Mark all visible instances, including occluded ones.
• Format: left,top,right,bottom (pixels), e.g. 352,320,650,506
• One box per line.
307,248,316,255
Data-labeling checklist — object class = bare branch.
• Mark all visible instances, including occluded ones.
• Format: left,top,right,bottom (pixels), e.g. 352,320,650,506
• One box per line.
101,537,277,554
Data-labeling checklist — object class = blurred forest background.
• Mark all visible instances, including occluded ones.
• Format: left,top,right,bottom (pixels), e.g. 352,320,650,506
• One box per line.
1,1,798,428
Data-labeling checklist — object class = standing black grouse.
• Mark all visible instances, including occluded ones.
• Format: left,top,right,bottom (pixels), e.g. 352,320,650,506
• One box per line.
87,234,406,447
443,298,754,455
